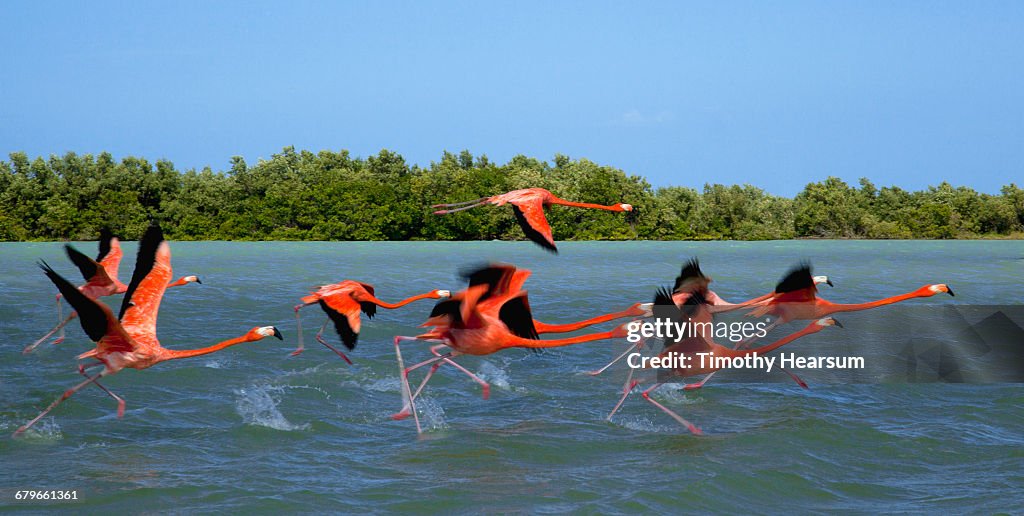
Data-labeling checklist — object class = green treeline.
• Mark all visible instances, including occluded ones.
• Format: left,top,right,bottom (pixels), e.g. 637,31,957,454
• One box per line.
1,147,1022,241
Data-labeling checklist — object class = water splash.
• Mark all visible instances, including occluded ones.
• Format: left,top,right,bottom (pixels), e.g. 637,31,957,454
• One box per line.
366,377,401,393
477,360,511,390
13,417,63,441
234,384,309,431
415,397,448,431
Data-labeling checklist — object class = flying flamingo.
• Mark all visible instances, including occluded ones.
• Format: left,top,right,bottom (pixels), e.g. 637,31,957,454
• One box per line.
682,262,953,391
606,288,841,434
13,225,281,437
291,281,451,363
432,188,633,252
587,258,830,377
392,283,630,433
25,230,201,354
460,263,652,334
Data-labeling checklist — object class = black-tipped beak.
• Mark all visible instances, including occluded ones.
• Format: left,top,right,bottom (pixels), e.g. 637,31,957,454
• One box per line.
273,327,283,340
195,277,203,284
833,319,843,328
946,286,955,297
826,279,834,287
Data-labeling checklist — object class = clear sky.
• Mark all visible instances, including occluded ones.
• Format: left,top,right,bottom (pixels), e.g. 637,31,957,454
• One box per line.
2,1,1021,195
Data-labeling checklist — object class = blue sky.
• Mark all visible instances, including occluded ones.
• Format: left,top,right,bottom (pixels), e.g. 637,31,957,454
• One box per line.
2,1,1021,195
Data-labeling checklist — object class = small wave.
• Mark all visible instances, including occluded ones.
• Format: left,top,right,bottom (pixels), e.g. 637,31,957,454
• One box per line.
612,414,677,433
366,377,402,393
657,384,704,405
234,384,309,431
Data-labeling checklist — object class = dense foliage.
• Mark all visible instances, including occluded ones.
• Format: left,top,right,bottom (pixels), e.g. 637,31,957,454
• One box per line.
1,148,1021,241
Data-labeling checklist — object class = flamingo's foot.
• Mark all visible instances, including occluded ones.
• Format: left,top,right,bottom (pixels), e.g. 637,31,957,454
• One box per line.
391,409,412,421
683,383,704,391
687,424,704,436
116,400,126,419
13,426,27,437
796,379,809,389
481,384,491,400
51,337,64,346
289,349,304,357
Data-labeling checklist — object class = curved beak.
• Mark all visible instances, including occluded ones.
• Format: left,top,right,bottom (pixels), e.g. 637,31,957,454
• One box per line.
826,278,834,287
273,327,284,340
195,277,203,284
946,286,955,297
833,319,843,329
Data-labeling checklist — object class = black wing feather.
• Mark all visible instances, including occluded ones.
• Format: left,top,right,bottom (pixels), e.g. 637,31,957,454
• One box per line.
429,298,463,326
319,299,359,350
96,228,114,262
64,245,99,283
673,258,706,292
775,261,814,294
39,261,108,342
118,224,164,319
498,296,539,341
511,204,558,254
359,301,377,319
460,263,512,302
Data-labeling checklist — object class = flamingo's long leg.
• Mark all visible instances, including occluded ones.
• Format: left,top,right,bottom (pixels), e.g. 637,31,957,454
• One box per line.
641,383,702,435
607,377,638,421
433,201,488,214
78,366,125,418
589,337,647,376
24,313,76,354
13,371,111,436
55,296,66,344
392,336,424,433
431,197,487,208
290,305,306,356
314,323,353,365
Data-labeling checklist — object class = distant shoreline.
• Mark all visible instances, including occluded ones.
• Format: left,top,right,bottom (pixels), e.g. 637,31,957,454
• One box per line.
2,148,1022,242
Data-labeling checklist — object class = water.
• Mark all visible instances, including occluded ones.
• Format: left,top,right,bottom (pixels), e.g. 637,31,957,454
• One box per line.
1,241,1022,512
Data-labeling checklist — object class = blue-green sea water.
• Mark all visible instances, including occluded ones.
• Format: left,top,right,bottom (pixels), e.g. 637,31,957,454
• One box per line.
1,241,1022,512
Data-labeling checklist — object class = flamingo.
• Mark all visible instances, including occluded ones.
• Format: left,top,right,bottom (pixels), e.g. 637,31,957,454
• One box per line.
392,283,630,433
291,280,451,363
681,261,952,391
606,288,840,434
13,224,281,437
432,188,633,252
587,258,830,377
25,229,201,354
747,262,953,324
460,263,652,334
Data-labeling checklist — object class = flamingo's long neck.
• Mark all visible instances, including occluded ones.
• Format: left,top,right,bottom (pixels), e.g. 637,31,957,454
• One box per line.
822,289,931,314
722,324,822,358
374,292,438,309
507,328,623,349
166,277,190,288
161,333,255,361
549,198,623,211
534,307,638,334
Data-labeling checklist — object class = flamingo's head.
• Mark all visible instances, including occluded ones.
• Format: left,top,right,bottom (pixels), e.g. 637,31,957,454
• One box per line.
253,326,284,340
619,203,634,212
184,275,202,284
813,275,833,287
926,284,955,297
435,289,452,298
814,317,843,329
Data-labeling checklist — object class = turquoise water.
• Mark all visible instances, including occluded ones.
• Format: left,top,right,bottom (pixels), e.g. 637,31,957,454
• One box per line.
1,241,1022,512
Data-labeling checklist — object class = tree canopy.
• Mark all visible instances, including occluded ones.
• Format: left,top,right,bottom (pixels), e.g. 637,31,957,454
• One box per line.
1,148,1021,241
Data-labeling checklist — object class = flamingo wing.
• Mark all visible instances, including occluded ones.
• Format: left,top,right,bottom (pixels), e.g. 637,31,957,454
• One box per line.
97,233,124,282
461,263,517,301
673,258,709,294
65,244,115,290
39,261,135,354
118,225,172,343
510,201,557,253
498,293,540,341
318,298,361,349
772,262,818,303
